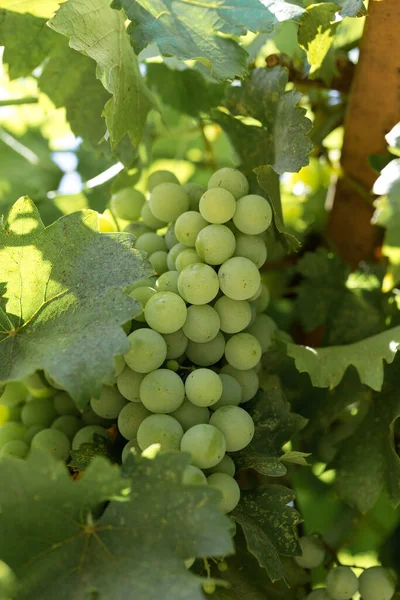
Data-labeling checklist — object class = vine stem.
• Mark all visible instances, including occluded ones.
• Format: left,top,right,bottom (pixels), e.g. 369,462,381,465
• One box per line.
0,97,39,107
199,119,217,172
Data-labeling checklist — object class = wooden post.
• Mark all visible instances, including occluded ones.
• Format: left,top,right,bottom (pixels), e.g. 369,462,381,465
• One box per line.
327,0,400,267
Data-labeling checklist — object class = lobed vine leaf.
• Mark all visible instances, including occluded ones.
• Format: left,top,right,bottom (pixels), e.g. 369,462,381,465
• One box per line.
214,67,313,174
115,0,305,82
287,325,400,391
0,450,233,599
48,0,156,148
234,382,307,476
332,363,400,513
0,0,60,18
0,197,153,407
298,3,339,78
233,485,302,582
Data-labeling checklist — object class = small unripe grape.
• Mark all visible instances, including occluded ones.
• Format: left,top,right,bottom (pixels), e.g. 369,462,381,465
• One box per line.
208,167,249,200
326,567,359,600
358,566,396,600
306,590,332,600
294,536,325,569
148,169,179,191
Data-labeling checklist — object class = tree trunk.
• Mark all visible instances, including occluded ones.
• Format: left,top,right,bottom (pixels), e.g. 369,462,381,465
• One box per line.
326,0,400,267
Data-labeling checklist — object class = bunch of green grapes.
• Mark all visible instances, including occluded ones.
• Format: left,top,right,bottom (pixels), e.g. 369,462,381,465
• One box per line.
295,536,396,600
104,167,275,513
0,166,277,518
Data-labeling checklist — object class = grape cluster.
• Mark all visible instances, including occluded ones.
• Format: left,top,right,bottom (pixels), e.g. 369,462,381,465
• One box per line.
106,167,274,513
0,167,276,517
296,536,396,600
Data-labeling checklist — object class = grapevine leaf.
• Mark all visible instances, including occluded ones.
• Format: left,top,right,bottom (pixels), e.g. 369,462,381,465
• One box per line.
48,0,155,148
0,197,153,407
212,529,306,599
298,3,339,78
287,325,400,391
233,485,302,582
234,384,307,476
0,129,62,210
335,0,367,17
39,37,112,148
214,67,313,174
333,364,400,513
0,450,233,599
0,0,60,18
115,0,305,82
0,9,56,79
255,165,301,252
68,433,116,471
146,63,227,117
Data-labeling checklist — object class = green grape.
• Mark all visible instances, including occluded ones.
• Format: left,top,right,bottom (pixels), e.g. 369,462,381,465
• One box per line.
166,360,180,372
135,232,167,255
208,168,249,200
218,561,228,572
149,183,189,223
25,425,45,444
182,464,208,485
171,399,210,431
124,221,151,238
209,406,255,452
51,416,83,440
110,188,145,221
178,263,219,305
175,248,203,272
180,424,226,468
149,250,168,275
246,314,277,353
218,257,261,301
31,428,71,461
326,567,359,600
121,438,141,463
117,402,150,440
0,440,29,459
248,284,262,302
0,382,27,407
23,372,53,398
147,169,179,191
219,365,259,403
0,403,22,423
114,355,126,377
211,374,242,409
306,590,333,600
139,369,185,413
117,366,145,402
185,369,223,407
214,296,252,334
195,224,236,265
184,557,195,569
203,581,216,595
81,408,113,427
182,305,220,343
90,386,127,419
72,425,108,450
155,271,179,294
233,194,272,235
137,414,184,451
144,291,187,334
0,422,27,451
124,328,167,373
98,212,117,233
207,472,240,513
358,566,395,600
234,234,267,268
164,223,179,249
167,242,186,271
21,398,57,428
207,454,236,476
140,202,166,230
186,332,226,366
174,211,207,247
248,303,257,327
129,286,157,322
225,333,262,370
163,329,189,359
199,188,236,224
294,536,325,569
128,276,157,291
183,182,206,211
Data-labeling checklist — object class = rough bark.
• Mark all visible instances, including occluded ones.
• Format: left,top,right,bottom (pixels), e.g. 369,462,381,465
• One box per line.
327,0,400,267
